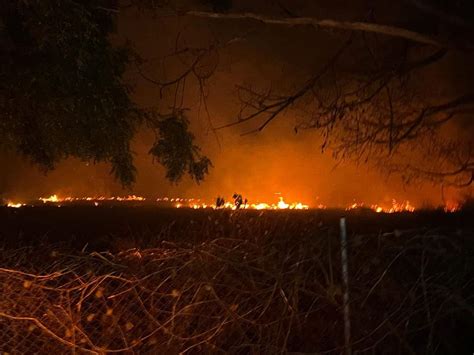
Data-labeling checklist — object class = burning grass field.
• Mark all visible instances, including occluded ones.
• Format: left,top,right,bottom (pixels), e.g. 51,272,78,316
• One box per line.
0,206,473,354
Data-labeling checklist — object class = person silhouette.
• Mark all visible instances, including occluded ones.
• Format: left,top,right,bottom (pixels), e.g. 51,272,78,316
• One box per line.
216,196,225,208
233,193,243,209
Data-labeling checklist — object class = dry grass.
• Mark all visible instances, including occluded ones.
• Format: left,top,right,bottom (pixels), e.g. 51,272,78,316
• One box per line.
0,211,473,354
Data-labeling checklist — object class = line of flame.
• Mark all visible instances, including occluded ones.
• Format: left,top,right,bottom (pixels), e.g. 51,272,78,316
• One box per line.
3,194,462,213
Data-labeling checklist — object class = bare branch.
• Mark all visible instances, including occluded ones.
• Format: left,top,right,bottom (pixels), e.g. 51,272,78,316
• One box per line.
396,94,474,143
221,37,353,132
183,11,459,48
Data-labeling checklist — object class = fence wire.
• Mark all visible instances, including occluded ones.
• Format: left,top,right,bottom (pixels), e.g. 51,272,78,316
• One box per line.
0,221,472,354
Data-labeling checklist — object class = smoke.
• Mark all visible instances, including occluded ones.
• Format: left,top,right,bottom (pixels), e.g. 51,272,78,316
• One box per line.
1,2,470,206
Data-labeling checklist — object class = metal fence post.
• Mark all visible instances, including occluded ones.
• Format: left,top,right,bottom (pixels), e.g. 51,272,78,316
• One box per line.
340,217,352,355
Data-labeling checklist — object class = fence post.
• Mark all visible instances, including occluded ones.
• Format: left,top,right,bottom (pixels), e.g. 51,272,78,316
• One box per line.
340,217,352,355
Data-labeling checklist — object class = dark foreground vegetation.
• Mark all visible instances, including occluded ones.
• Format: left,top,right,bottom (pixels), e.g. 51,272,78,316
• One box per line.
0,207,473,354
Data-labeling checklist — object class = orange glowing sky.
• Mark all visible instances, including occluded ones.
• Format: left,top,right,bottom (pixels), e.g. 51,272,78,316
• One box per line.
0,3,471,208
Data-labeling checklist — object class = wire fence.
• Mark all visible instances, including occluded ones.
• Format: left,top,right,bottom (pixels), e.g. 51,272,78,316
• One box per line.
0,221,473,354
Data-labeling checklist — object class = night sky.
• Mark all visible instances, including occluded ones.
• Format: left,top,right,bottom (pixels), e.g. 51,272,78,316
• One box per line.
1,0,472,207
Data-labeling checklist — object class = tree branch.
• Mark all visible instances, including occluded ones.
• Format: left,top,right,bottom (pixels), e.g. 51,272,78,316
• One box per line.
396,94,474,143
218,37,353,132
184,11,457,48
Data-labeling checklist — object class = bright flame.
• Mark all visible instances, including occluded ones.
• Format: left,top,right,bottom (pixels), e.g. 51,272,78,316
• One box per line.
370,200,415,213
174,196,309,210
254,203,270,210
444,201,460,213
116,195,145,201
7,201,24,208
3,194,461,212
277,197,289,209
39,194,146,203
346,202,365,210
40,194,59,203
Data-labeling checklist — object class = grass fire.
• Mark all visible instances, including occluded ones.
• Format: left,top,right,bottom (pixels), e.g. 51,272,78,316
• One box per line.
1,0,473,354
4,193,425,213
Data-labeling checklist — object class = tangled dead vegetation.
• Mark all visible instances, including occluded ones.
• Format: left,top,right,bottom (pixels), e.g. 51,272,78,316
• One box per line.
0,214,473,354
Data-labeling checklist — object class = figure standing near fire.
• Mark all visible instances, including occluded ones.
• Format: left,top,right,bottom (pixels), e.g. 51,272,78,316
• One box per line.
216,196,225,208
233,193,243,209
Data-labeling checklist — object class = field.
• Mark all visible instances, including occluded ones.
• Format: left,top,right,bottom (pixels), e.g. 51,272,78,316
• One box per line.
0,206,473,354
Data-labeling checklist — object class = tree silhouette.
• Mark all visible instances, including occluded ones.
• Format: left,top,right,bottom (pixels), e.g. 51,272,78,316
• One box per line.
133,0,474,186
0,0,211,186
